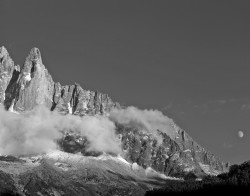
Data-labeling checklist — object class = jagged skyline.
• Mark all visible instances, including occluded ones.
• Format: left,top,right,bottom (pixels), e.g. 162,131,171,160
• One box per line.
1,45,228,178
1,0,250,163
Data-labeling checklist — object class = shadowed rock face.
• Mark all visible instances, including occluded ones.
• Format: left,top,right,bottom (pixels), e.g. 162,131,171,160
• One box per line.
0,46,229,179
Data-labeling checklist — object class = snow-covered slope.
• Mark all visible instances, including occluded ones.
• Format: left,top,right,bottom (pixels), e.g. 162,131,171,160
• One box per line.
0,150,178,195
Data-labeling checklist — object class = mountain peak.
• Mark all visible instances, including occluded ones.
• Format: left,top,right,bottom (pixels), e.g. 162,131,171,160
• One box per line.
0,46,15,104
23,47,42,69
9,47,55,111
29,47,41,59
0,46,12,64
0,46,8,56
19,47,43,75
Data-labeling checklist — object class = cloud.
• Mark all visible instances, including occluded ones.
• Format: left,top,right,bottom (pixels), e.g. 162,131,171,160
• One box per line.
0,105,178,156
109,106,178,143
241,104,250,110
222,143,232,149
75,115,121,153
0,105,121,156
191,98,250,114
208,99,228,105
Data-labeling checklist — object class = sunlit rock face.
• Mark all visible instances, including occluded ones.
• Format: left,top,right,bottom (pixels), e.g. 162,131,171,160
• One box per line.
109,124,227,177
13,48,55,112
2,47,119,115
0,46,229,178
52,83,119,115
0,46,15,105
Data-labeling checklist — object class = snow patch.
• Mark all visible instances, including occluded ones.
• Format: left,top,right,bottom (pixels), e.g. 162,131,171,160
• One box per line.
95,153,131,165
8,101,19,114
45,150,79,161
145,167,182,180
116,154,130,165
24,73,31,82
82,102,88,110
67,103,72,114
183,149,191,153
131,162,140,171
45,151,130,167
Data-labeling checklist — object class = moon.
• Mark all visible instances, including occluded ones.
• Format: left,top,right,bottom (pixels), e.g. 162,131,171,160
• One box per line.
238,131,244,138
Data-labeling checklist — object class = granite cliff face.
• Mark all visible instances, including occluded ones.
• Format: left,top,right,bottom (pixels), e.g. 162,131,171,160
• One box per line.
1,47,118,115
0,46,15,105
0,46,228,179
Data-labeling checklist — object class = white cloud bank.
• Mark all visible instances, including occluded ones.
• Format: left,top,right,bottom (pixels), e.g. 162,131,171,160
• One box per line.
109,106,177,143
0,105,120,156
0,105,177,156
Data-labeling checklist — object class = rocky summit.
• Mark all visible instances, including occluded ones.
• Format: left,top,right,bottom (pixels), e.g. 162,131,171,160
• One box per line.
0,47,229,196
2,47,119,115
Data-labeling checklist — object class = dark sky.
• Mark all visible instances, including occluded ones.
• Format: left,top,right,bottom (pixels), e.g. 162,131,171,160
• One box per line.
1,0,250,164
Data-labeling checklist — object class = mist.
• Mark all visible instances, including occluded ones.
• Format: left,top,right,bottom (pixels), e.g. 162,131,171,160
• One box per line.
0,105,121,156
109,106,177,143
0,105,175,156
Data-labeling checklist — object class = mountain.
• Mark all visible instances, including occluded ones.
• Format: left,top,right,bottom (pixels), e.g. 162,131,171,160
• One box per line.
1,47,119,114
0,46,229,195
0,151,170,196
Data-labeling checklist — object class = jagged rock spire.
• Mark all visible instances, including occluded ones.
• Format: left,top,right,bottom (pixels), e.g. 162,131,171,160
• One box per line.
0,46,14,67
0,46,15,104
1,47,118,114
29,47,41,60
12,47,55,111
0,46,8,58
22,47,42,74
26,47,42,62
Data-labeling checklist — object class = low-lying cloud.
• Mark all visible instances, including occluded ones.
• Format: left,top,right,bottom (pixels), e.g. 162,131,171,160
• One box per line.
109,106,177,143
0,105,176,156
0,105,120,156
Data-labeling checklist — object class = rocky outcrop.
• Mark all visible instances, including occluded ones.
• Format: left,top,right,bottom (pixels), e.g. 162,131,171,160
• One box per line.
60,123,228,177
2,47,118,115
52,83,119,116
0,46,229,178
0,46,15,105
13,48,54,112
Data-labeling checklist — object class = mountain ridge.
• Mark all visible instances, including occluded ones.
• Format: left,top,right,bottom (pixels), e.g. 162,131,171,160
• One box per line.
1,46,119,115
0,46,229,186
